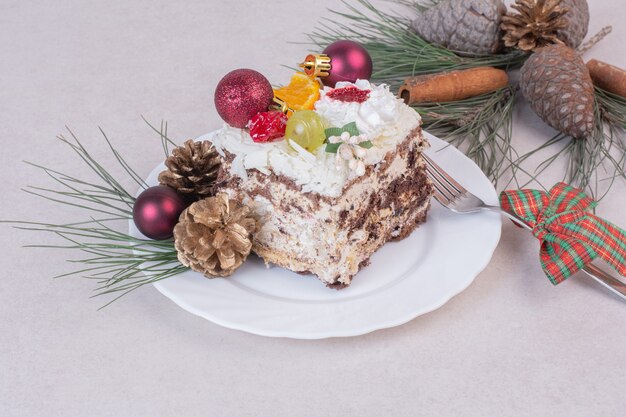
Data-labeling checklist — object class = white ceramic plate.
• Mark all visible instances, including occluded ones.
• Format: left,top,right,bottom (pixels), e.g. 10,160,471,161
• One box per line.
130,131,501,339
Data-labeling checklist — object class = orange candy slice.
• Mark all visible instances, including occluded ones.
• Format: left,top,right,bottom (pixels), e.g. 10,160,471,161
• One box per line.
273,72,321,111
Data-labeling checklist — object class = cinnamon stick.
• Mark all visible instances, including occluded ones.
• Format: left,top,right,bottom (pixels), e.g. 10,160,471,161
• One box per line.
586,59,626,98
398,67,509,105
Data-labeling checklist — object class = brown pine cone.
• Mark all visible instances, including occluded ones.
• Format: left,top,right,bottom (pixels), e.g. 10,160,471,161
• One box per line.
502,0,568,51
520,44,595,139
502,0,589,51
158,140,221,201
556,0,589,49
411,0,507,56
173,193,257,278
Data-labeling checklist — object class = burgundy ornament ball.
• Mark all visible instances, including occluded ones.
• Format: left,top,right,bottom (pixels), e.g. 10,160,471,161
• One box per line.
214,69,274,128
322,40,373,87
133,186,187,240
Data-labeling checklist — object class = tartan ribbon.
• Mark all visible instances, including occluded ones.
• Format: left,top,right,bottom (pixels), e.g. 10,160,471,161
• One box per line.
499,182,626,285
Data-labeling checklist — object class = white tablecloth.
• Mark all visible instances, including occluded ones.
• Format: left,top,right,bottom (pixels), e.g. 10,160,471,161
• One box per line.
2,1,625,415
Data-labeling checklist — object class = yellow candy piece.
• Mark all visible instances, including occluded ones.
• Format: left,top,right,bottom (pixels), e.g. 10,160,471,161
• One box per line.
285,110,327,153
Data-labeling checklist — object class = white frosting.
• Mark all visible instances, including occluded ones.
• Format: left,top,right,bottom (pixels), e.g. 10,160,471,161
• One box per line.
209,80,422,197
315,80,405,143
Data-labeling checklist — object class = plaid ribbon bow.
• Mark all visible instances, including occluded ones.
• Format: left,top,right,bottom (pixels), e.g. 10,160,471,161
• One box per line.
500,182,626,285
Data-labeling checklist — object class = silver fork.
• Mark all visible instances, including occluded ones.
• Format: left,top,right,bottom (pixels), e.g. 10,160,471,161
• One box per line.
423,153,626,301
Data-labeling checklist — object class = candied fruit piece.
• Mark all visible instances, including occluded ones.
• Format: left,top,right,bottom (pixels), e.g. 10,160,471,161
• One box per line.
326,86,370,103
248,111,288,143
273,72,321,111
285,110,327,152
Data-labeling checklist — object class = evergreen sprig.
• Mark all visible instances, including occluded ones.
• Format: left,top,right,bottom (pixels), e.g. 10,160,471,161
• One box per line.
512,88,626,200
412,85,518,184
5,121,186,308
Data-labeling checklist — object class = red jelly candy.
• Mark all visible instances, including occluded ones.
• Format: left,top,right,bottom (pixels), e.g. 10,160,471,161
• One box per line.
247,111,288,143
326,86,370,103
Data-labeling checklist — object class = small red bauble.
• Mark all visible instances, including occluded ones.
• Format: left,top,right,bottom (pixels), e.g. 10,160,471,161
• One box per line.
133,185,187,240
214,69,274,128
248,111,288,143
322,40,373,87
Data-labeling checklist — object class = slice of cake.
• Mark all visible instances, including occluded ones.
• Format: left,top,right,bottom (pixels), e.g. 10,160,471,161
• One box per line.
210,79,433,288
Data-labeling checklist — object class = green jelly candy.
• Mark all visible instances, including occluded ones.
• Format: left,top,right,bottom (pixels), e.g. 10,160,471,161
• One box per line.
285,110,327,152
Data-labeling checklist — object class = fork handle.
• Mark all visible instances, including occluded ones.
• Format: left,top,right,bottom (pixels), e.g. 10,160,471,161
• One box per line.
484,205,626,301
583,263,626,300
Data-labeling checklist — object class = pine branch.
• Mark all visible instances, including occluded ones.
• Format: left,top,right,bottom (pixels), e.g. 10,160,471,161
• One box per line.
513,89,626,200
413,86,518,185
3,121,187,307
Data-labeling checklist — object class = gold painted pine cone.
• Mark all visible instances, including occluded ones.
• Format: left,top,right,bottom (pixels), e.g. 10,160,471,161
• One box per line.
173,193,257,278
520,44,595,139
158,139,221,201
502,0,589,51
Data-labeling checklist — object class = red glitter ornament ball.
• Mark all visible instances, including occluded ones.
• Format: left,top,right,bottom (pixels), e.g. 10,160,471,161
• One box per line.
322,40,373,88
214,69,274,128
133,185,187,240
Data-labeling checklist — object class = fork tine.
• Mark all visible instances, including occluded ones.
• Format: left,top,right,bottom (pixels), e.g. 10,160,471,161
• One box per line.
423,154,467,194
432,189,451,206
423,159,459,202
426,166,456,204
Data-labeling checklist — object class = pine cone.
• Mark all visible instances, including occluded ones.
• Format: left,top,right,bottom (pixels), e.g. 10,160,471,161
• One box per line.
520,44,595,139
173,194,257,277
411,0,507,56
557,0,589,49
502,0,589,51
158,140,221,201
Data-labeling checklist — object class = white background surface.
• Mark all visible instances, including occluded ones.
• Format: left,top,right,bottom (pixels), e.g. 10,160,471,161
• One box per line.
1,1,625,416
